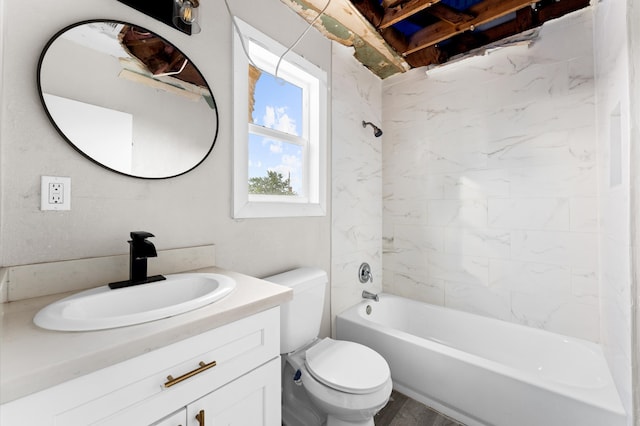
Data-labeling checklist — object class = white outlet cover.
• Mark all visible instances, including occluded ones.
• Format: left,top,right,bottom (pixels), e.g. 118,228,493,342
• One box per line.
41,176,71,211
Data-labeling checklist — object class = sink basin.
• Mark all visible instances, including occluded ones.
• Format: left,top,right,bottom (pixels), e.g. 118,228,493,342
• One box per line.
34,273,236,331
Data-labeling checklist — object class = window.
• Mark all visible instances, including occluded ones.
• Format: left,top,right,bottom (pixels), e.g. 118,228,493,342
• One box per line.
233,18,327,218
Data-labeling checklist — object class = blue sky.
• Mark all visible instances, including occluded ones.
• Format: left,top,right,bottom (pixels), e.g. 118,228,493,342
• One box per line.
249,70,304,194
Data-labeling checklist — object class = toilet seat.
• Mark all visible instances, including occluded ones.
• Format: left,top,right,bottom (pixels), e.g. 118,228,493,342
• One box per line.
305,338,390,394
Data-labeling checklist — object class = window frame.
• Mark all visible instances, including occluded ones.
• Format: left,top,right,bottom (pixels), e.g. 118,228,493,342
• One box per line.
232,18,327,218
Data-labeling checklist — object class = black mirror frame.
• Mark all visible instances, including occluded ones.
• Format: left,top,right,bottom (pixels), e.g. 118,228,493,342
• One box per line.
36,19,219,179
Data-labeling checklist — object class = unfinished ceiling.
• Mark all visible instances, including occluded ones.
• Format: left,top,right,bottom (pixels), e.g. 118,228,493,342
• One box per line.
281,0,591,78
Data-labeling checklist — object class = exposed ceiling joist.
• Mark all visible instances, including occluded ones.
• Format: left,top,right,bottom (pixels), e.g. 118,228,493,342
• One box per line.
422,4,476,26
280,0,410,78
379,0,442,29
281,0,591,78
402,0,537,56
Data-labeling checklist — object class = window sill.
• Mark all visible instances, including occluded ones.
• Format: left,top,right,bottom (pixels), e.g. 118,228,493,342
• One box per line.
233,200,326,219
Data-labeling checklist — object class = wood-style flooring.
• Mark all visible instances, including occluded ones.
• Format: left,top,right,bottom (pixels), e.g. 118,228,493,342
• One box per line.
375,391,465,426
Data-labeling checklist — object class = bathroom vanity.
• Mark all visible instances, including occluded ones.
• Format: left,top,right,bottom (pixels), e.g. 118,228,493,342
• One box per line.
0,266,292,425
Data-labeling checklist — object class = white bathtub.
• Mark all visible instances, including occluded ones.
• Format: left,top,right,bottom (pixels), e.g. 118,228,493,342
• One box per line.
336,294,626,426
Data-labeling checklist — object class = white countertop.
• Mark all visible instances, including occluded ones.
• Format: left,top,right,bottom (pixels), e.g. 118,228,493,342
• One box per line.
0,267,292,404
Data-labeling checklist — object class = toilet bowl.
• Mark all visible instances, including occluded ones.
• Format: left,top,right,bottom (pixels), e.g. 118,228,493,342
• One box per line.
289,338,392,426
264,267,392,426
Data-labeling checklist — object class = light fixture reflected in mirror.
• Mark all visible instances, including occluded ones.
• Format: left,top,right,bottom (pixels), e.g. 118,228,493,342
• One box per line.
173,0,201,34
117,0,201,35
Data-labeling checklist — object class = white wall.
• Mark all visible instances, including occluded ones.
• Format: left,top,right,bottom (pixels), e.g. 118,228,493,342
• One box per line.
0,0,5,271
382,9,599,342
331,42,383,323
631,0,640,420
0,0,333,334
594,0,636,422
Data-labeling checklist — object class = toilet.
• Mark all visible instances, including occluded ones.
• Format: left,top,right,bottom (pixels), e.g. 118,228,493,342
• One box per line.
265,267,392,426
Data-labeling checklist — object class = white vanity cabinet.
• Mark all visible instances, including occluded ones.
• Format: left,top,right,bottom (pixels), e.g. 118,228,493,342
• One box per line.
150,409,187,425
184,357,279,425
0,308,281,426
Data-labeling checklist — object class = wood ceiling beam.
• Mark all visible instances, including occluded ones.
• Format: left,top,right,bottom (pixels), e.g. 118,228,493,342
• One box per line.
535,0,591,22
437,8,535,61
402,12,523,68
406,0,590,68
402,0,537,56
514,4,535,33
350,0,421,63
425,3,476,26
280,0,409,78
281,0,589,76
383,0,410,8
404,45,447,68
438,0,591,60
378,0,442,29
350,0,385,27
379,27,411,54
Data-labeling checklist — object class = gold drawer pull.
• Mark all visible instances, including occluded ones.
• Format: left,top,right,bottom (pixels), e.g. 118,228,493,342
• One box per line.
164,360,217,388
195,409,205,426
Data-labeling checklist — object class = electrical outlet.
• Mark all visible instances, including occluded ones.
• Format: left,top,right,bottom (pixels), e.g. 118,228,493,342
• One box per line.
49,183,64,204
41,176,71,211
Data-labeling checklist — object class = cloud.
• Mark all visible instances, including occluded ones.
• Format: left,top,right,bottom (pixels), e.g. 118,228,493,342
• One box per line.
281,154,302,170
262,105,297,135
269,141,283,153
263,106,276,128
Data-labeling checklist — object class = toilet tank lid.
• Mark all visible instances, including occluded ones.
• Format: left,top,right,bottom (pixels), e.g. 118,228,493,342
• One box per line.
263,267,327,293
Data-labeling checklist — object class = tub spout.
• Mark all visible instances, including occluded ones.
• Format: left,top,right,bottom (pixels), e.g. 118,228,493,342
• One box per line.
362,290,379,302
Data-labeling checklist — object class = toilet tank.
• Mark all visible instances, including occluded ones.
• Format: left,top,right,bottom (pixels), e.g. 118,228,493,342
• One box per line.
263,267,327,354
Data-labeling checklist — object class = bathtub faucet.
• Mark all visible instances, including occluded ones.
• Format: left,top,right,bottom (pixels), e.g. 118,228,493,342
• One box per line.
362,290,379,302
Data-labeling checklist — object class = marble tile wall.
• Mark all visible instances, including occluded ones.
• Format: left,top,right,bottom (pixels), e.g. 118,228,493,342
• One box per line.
381,9,599,342
594,0,634,421
331,43,383,322
630,1,640,422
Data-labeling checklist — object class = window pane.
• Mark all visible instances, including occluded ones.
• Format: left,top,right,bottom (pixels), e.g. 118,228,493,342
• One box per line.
248,133,303,195
250,69,303,138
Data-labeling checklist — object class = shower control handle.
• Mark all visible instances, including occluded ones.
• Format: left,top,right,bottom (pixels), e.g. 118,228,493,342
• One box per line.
359,263,373,283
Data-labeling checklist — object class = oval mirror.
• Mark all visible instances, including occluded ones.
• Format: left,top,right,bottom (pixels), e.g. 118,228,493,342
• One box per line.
37,20,218,179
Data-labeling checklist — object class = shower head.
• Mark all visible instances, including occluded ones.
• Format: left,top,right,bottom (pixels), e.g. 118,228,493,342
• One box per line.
362,120,383,137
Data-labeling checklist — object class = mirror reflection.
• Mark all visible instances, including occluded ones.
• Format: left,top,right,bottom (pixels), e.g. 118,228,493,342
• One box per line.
38,20,218,179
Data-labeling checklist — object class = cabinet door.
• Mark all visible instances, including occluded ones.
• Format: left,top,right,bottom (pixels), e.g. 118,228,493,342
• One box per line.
187,357,281,426
151,408,187,426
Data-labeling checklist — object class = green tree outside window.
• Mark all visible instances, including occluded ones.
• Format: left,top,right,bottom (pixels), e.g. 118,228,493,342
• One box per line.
248,170,296,195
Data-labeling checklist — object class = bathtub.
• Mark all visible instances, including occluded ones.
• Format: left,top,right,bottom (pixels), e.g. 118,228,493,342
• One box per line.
336,293,626,426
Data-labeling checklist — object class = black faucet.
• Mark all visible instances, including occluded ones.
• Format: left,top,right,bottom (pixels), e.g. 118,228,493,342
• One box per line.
109,231,166,289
